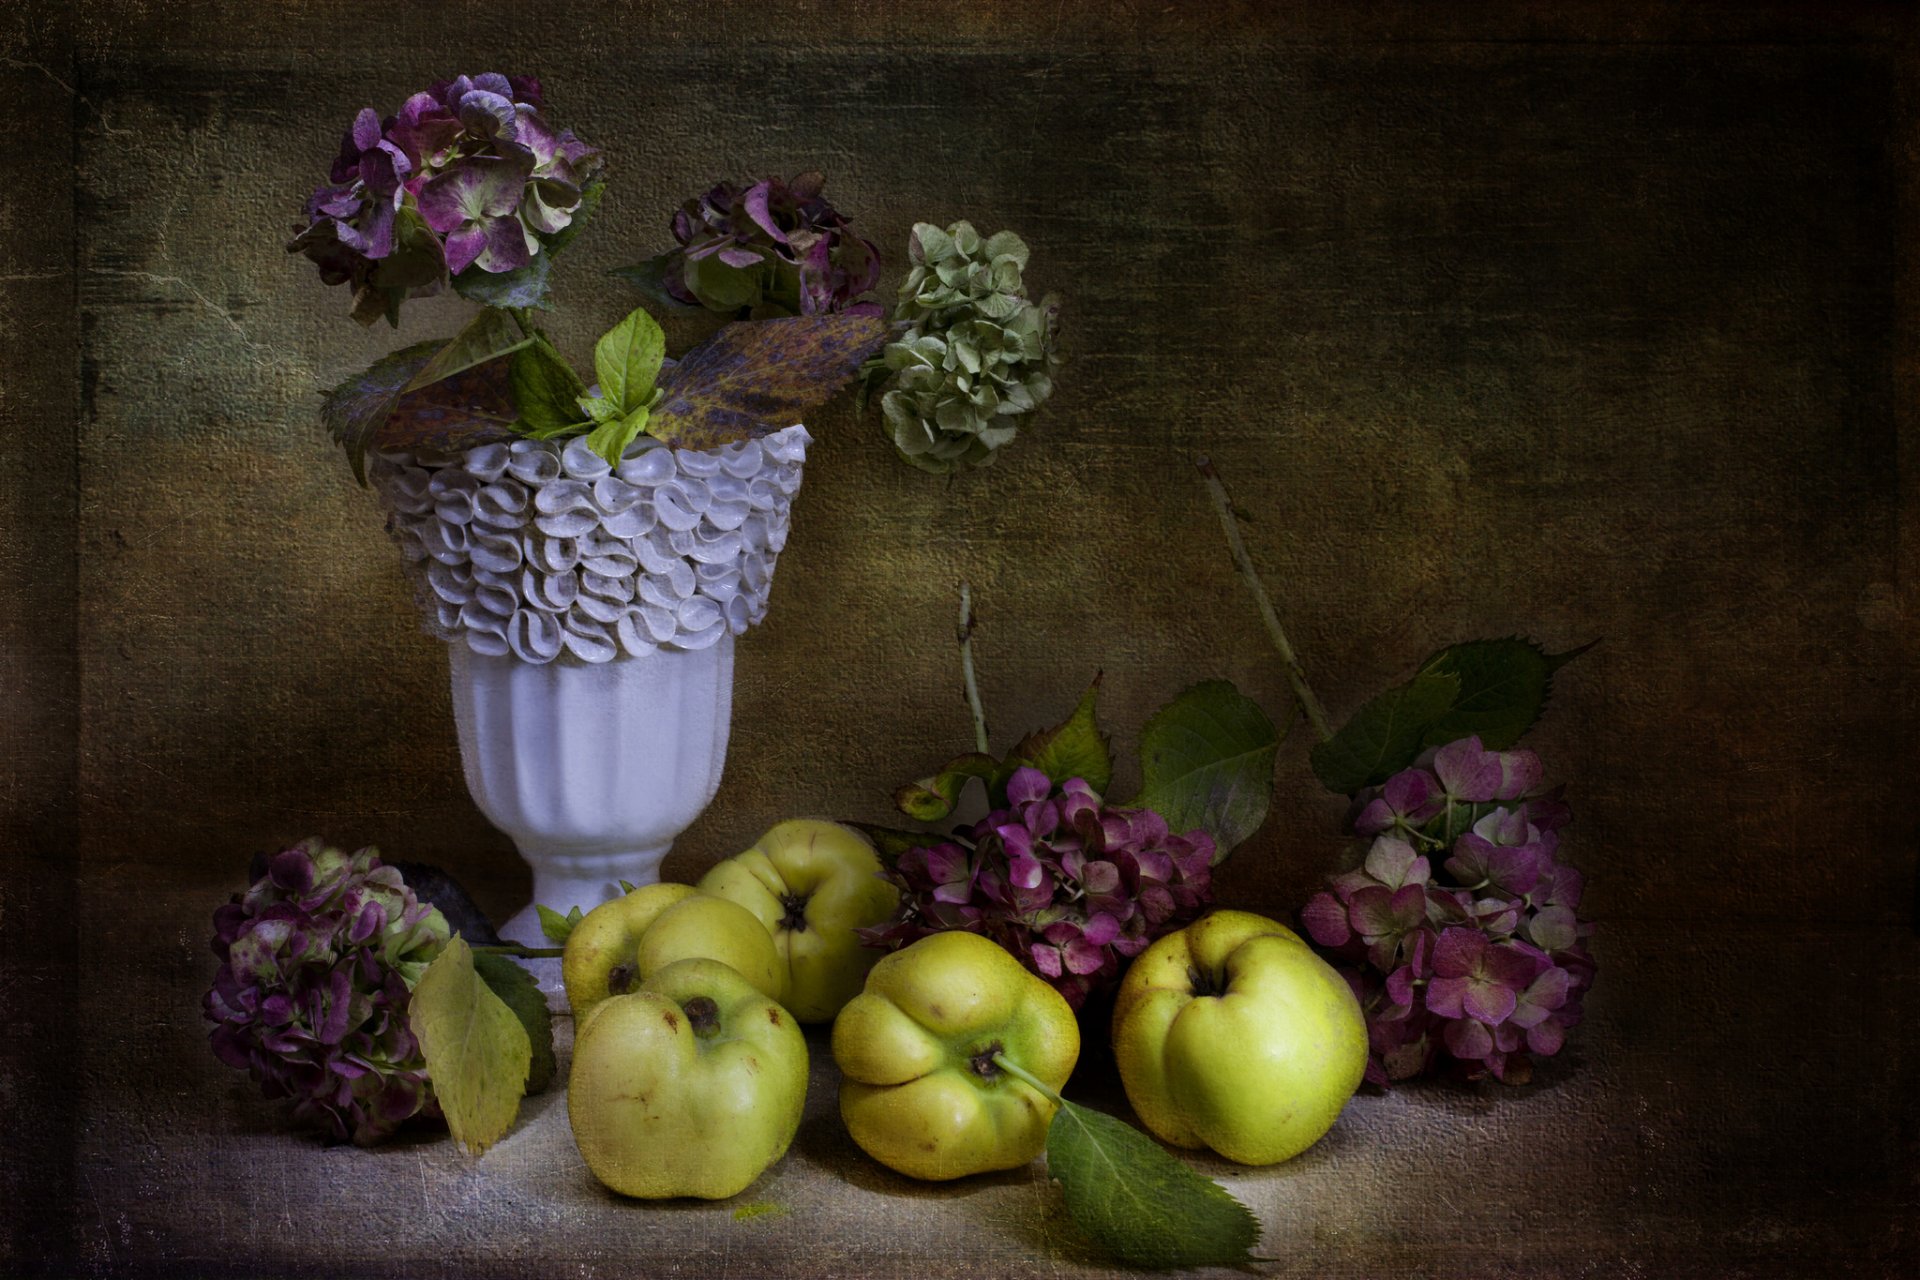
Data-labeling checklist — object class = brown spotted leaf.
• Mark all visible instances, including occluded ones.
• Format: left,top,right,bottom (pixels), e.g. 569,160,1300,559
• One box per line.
319,340,442,484
646,313,886,451
374,356,521,456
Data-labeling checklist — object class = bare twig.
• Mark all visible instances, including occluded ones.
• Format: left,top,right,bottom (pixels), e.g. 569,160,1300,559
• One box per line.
1195,454,1334,742
958,582,991,754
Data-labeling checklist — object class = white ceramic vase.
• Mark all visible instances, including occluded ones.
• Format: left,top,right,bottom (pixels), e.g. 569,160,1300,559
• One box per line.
371,427,810,945
450,637,734,946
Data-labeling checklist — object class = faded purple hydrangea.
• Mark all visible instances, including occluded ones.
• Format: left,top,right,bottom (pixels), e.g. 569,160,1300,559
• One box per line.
288,74,603,325
203,838,450,1144
656,172,881,317
862,767,1213,1009
1301,736,1595,1086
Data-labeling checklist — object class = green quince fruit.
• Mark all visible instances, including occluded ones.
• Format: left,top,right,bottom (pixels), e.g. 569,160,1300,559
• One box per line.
832,930,1078,1181
1112,908,1367,1165
696,819,900,1022
636,894,787,1004
561,882,697,1019
568,957,808,1199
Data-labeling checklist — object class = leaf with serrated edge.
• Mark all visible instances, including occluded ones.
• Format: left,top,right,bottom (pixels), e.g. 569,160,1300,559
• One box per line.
470,951,555,1096
1131,679,1280,864
584,406,649,467
536,904,577,945
1416,638,1555,750
320,341,443,484
647,313,886,451
1047,1099,1261,1270
402,308,531,393
408,936,530,1154
895,752,1000,823
595,306,666,415
1310,670,1460,795
453,251,553,311
509,338,587,435
374,356,521,455
1002,675,1112,797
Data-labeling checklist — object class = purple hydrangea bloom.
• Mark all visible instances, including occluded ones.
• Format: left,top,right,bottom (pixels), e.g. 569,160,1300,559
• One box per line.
1301,737,1596,1085
289,73,603,325
203,838,451,1143
657,172,881,317
863,766,1213,1009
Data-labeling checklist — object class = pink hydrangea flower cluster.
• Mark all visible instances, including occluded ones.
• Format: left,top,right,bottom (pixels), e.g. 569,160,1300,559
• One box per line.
1301,737,1596,1085
204,839,450,1143
862,767,1214,1009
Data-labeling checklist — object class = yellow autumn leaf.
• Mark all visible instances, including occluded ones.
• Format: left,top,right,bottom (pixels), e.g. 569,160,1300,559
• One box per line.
410,935,531,1154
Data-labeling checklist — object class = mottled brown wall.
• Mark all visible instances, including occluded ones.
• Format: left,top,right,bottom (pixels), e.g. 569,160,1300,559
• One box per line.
3,1,1916,1275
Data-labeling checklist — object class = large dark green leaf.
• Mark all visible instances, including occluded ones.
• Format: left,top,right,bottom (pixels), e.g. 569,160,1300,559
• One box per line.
453,253,554,310
1416,637,1593,749
470,951,556,1096
1131,680,1280,863
319,341,444,484
647,313,887,450
508,337,587,435
1309,669,1461,795
1001,676,1112,797
402,308,531,393
1047,1099,1262,1270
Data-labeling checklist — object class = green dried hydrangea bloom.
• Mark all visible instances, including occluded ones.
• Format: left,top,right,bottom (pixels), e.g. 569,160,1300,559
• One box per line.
877,221,1061,473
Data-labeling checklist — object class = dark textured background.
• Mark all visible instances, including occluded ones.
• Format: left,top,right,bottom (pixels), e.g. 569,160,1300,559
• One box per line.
2,2,1916,1276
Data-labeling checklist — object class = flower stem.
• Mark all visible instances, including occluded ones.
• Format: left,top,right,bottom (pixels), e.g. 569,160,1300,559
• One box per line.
991,1052,1066,1108
470,944,565,959
958,581,991,755
1194,453,1334,743
507,307,537,340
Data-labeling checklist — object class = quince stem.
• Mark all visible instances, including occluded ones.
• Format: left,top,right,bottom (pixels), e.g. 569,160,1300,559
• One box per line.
1194,453,1333,743
470,944,565,959
990,1052,1065,1110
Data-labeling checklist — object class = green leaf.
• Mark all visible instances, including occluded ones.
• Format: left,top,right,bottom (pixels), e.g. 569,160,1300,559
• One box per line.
578,393,623,424
1131,680,1280,864
610,253,696,311
470,951,556,1096
1046,1099,1261,1270
647,314,888,451
408,936,531,1154
683,252,764,312
319,341,443,484
1309,670,1461,795
1001,675,1112,797
1414,639,1549,750
894,752,1000,823
584,406,650,467
844,823,939,866
509,337,587,436
453,252,554,311
1414,637,1596,750
402,308,531,394
594,306,667,414
536,903,582,945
